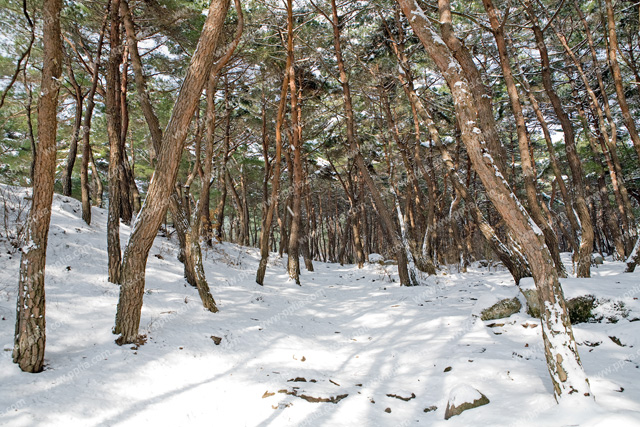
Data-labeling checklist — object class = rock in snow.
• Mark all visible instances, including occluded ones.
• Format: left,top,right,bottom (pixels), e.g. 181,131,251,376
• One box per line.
444,384,490,420
480,297,522,321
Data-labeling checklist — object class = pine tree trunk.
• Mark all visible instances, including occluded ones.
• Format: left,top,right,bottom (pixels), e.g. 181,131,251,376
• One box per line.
323,0,414,285
107,0,123,285
13,0,62,373
603,0,640,163
285,0,303,284
483,0,566,277
257,72,288,284
398,0,591,399
523,1,593,277
61,61,83,197
114,0,230,344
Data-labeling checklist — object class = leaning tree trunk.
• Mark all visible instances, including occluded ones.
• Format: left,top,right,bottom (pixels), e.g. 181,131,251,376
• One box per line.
482,0,566,277
522,0,593,278
119,0,220,313
322,0,415,285
79,17,106,225
114,0,230,344
603,0,640,163
61,59,83,197
398,0,592,399
256,70,288,285
106,0,123,285
13,0,62,373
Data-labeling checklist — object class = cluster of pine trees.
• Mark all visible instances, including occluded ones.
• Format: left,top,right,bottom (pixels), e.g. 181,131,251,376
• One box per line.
2,0,639,403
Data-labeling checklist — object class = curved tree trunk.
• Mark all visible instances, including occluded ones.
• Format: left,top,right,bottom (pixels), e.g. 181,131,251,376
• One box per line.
257,71,288,284
398,0,591,399
522,0,593,277
482,0,566,277
13,0,62,373
114,0,230,344
107,0,123,285
61,58,83,197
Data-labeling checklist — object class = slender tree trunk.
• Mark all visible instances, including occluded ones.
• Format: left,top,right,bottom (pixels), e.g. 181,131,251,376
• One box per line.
13,0,62,373
398,0,592,399
61,59,83,197
320,0,414,285
482,0,566,277
511,52,579,255
200,72,220,245
286,0,303,284
114,0,230,344
523,0,593,277
257,71,288,284
120,0,220,312
78,2,106,225
214,80,232,241
603,0,640,163
551,18,635,254
107,0,123,285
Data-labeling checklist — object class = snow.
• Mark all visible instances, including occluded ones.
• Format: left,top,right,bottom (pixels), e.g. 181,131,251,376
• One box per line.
447,384,483,407
0,186,640,425
367,253,384,263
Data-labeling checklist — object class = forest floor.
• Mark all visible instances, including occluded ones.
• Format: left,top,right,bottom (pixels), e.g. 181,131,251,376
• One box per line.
0,184,640,426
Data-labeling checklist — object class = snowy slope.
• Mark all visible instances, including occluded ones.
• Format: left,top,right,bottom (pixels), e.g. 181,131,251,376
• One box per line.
0,185,639,426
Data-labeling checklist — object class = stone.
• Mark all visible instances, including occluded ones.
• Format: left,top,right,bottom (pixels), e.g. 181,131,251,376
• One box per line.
480,297,522,321
520,289,541,318
444,384,489,420
519,290,597,324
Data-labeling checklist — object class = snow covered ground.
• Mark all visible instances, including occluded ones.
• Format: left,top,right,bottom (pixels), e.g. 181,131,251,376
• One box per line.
1,185,639,426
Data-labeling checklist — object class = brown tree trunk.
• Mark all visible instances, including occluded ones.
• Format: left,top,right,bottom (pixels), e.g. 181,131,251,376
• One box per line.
482,0,566,277
214,79,232,241
603,0,640,163
551,18,635,254
286,0,303,284
257,71,288,284
398,0,591,399
320,0,414,285
522,0,593,277
13,0,62,373
199,1,242,245
511,52,580,255
107,0,123,285
61,58,83,197
120,0,219,312
200,73,218,246
437,0,508,177
72,3,106,225
114,0,230,344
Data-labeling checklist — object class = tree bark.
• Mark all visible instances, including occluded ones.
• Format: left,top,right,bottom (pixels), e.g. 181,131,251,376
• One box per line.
397,0,592,399
257,71,288,284
522,0,593,277
61,57,83,197
114,0,230,344
285,0,303,284
107,0,123,285
318,0,414,285
74,9,106,226
120,0,220,313
13,0,62,373
482,0,566,277
603,0,640,163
